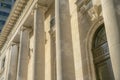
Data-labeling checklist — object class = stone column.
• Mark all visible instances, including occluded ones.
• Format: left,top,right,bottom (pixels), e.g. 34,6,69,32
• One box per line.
101,0,120,80
17,26,31,80
32,3,47,80
55,0,62,80
7,42,19,80
55,0,75,80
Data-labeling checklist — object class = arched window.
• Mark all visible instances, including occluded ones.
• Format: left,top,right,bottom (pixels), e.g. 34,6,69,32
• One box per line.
92,24,115,80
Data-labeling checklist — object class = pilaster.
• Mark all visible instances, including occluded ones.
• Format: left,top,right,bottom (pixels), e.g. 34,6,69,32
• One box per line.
6,42,19,80
16,26,31,80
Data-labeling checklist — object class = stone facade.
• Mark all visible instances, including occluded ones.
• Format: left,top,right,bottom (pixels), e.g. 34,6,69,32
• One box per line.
0,0,120,80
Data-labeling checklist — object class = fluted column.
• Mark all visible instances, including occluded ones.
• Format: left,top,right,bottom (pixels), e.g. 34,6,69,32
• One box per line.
101,0,120,80
55,0,75,80
17,26,31,80
6,42,19,80
32,3,47,80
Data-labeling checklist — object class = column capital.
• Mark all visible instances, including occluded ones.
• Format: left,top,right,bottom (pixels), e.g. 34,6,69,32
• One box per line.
10,42,18,46
21,26,32,32
34,2,48,13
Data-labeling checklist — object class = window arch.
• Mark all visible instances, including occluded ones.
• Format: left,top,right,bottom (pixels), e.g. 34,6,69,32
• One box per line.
92,24,109,60
92,24,115,80
93,25,107,48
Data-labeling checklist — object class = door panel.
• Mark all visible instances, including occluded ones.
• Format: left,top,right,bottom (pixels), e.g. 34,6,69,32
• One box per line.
96,59,114,80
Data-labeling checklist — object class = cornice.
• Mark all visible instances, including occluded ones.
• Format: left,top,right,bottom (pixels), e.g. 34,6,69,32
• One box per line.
0,0,36,54
0,0,29,50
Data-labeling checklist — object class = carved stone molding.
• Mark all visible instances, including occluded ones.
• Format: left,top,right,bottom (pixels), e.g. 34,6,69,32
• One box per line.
49,29,56,42
45,32,47,44
76,0,90,7
0,57,6,75
84,0,90,5
76,0,91,14
88,5,102,21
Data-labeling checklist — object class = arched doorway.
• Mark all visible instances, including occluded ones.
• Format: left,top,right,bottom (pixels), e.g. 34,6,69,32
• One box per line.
92,24,115,80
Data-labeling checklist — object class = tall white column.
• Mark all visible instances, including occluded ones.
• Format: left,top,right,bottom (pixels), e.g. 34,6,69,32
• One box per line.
55,0,75,80
101,0,120,80
32,3,47,80
6,42,19,80
17,27,31,80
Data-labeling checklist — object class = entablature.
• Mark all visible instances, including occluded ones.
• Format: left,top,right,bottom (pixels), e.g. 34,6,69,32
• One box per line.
0,0,28,51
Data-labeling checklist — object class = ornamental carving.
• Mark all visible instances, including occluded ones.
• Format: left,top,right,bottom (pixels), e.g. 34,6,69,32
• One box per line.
88,5,102,21
0,57,5,75
49,30,56,42
49,17,56,42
